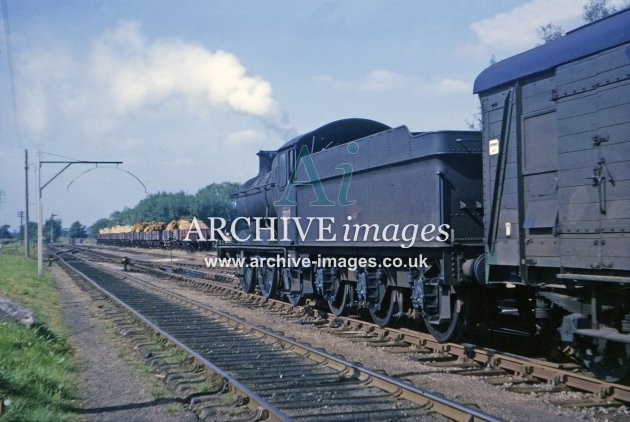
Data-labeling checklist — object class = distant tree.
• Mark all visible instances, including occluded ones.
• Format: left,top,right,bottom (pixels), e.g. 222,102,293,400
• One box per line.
99,182,240,229
27,222,38,242
117,191,195,224
583,0,629,22
0,224,12,239
584,0,613,21
109,207,138,225
68,221,88,244
43,218,62,244
466,112,482,131
537,22,564,44
89,218,112,237
193,182,239,223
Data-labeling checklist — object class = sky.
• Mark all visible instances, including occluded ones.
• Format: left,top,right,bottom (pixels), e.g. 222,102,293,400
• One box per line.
0,0,613,229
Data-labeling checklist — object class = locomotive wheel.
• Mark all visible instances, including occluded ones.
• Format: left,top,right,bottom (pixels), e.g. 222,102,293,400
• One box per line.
257,266,278,299
580,339,630,382
423,288,466,343
241,265,256,293
369,288,403,327
286,293,303,306
327,280,353,316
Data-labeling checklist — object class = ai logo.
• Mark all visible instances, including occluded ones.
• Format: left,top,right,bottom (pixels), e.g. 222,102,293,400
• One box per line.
275,142,359,207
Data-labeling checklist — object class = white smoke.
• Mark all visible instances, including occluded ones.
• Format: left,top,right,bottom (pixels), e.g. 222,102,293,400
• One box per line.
90,21,293,136
16,21,293,140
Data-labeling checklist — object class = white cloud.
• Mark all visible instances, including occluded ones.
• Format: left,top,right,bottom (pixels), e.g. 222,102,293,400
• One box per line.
312,70,406,91
18,46,78,136
313,70,470,94
468,0,588,55
434,78,471,94
101,136,145,151
225,129,265,144
358,70,407,91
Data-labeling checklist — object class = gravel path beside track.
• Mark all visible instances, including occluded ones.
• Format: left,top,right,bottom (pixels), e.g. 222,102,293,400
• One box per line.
50,265,198,422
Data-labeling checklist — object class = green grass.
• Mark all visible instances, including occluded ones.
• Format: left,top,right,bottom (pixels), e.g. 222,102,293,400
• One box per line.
0,243,76,421
150,384,167,399
0,244,65,333
164,403,180,414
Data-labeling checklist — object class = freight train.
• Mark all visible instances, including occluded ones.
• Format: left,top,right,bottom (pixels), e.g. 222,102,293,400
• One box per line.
97,219,214,250
218,10,630,381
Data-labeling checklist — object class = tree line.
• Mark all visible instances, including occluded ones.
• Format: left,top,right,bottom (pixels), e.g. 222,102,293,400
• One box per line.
1,220,87,244
2,182,239,242
90,182,240,236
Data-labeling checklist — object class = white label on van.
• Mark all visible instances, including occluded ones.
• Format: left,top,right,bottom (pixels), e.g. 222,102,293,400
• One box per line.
489,138,499,155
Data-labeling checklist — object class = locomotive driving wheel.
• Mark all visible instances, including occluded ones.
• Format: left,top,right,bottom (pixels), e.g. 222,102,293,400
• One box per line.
257,265,278,299
369,288,404,327
241,264,257,293
422,284,467,343
327,278,353,316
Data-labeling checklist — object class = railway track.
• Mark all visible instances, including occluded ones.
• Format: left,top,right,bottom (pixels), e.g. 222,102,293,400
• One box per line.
65,245,630,408
71,244,218,279
54,246,500,421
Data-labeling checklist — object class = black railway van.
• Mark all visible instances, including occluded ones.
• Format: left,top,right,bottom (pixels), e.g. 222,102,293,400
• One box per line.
474,10,630,283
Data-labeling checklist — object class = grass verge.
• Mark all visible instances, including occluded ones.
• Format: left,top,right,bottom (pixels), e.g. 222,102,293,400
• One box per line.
0,242,76,421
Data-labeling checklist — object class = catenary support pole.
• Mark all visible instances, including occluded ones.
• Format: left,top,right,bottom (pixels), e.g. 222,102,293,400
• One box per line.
36,154,123,276
25,149,30,257
37,151,42,276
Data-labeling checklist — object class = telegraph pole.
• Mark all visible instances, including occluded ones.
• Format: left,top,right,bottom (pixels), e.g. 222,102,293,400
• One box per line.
25,149,30,257
37,152,123,276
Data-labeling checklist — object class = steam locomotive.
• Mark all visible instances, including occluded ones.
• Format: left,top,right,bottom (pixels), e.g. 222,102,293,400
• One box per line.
220,10,630,381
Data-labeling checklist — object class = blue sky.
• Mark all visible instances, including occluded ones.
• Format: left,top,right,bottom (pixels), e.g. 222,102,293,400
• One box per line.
0,0,607,228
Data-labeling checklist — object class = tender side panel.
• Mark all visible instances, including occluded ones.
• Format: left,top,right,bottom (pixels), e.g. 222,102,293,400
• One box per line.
277,130,483,251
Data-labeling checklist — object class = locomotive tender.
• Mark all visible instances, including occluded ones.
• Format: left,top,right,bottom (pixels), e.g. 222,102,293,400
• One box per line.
219,10,630,381
223,119,484,339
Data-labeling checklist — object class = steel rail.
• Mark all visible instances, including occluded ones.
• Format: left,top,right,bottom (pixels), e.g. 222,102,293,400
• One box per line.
142,261,630,404
55,253,289,422
72,245,630,404
57,248,502,422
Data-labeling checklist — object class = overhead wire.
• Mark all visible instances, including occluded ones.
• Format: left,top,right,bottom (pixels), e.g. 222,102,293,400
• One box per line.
66,166,149,195
2,0,21,147
40,150,83,161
